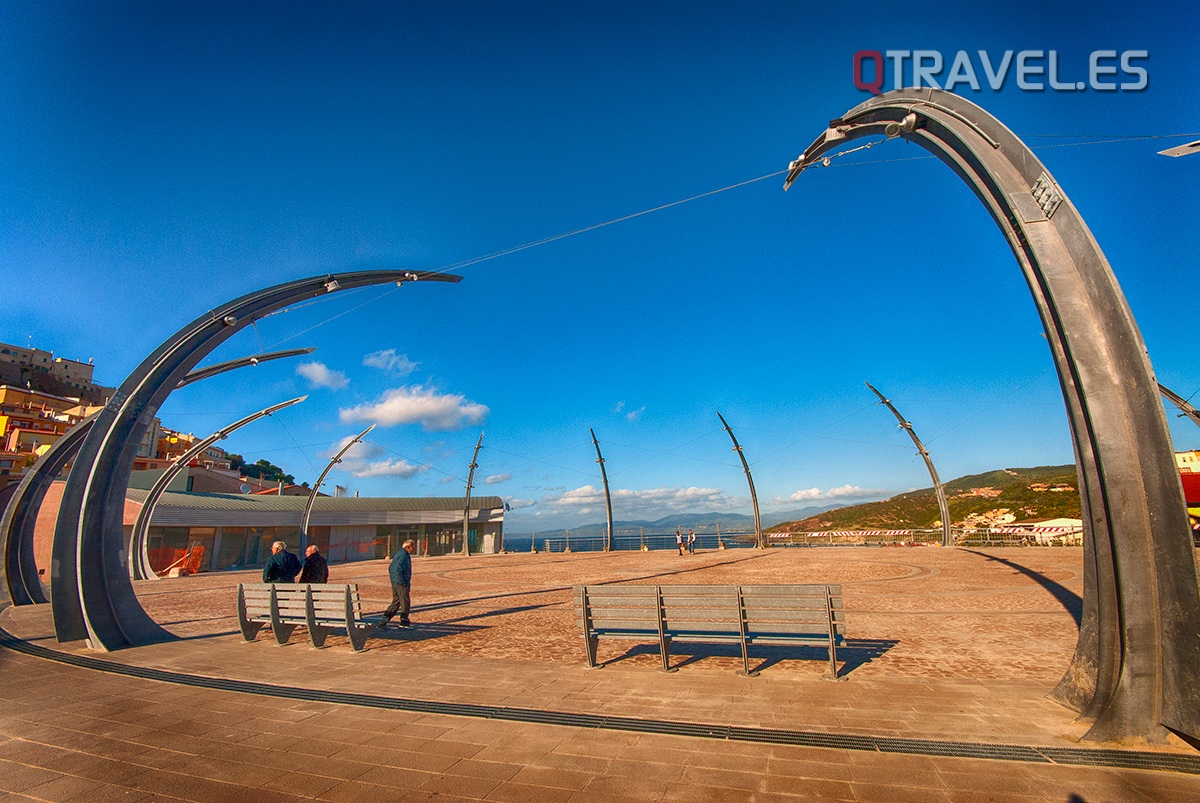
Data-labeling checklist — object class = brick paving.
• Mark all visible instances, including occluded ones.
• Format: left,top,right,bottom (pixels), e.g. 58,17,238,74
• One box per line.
2,545,1199,801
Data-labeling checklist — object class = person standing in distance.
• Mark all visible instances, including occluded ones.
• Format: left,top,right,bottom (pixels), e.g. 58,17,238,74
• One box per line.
380,539,416,629
298,544,329,584
262,541,301,583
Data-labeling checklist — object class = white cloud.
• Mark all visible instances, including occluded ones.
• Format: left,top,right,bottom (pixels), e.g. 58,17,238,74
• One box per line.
339,386,489,431
506,498,536,510
626,406,646,423
319,436,382,461
484,473,512,485
613,400,626,413
350,458,429,479
296,361,349,390
363,349,419,375
784,484,890,503
539,485,743,519
439,476,457,484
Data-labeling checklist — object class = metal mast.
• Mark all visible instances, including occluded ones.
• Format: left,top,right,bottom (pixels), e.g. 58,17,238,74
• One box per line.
716,412,763,549
301,424,375,542
462,431,483,556
865,382,952,547
590,428,614,551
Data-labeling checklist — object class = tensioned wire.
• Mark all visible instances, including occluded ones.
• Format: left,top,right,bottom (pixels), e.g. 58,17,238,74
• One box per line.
245,131,1198,485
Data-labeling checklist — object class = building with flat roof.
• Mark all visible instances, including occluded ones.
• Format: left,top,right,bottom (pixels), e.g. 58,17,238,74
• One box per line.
125,489,506,573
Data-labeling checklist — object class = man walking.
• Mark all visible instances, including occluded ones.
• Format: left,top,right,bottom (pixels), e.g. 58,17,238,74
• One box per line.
298,544,329,584
380,539,416,629
687,529,696,554
262,541,301,583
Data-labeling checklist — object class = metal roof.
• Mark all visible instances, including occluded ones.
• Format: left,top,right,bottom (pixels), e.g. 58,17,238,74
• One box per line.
125,490,505,528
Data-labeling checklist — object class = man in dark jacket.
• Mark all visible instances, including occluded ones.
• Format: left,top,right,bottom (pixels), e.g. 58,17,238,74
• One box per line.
262,541,301,583
380,539,416,628
298,544,329,584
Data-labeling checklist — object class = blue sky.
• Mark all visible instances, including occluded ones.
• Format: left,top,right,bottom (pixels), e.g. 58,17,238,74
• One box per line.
3,2,1197,532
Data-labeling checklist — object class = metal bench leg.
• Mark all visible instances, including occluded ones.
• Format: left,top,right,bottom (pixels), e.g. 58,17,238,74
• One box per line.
345,586,369,652
584,635,600,668
236,584,266,642
736,586,758,677
659,635,677,673
268,585,297,646
304,585,332,649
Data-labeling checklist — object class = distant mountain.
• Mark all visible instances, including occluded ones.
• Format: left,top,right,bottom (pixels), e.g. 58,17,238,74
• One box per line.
768,465,1081,532
511,504,845,537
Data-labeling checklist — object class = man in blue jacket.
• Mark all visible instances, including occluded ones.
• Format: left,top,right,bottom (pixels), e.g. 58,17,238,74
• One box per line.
380,539,416,629
262,541,301,583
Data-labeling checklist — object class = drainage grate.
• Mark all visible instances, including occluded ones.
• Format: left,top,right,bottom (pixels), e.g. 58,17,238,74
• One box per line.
3,630,1198,776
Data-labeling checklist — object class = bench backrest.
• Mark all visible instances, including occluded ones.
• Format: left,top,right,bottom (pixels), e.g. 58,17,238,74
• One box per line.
240,583,362,622
575,583,844,638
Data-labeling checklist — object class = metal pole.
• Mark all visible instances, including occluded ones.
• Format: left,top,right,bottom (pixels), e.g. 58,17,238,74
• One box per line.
864,382,953,548
590,428,615,551
1160,383,1200,429
716,412,763,549
462,431,483,557
301,424,375,541
175,348,316,388
129,396,306,580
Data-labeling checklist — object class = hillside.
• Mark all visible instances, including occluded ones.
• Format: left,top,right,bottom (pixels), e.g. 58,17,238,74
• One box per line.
768,465,1081,531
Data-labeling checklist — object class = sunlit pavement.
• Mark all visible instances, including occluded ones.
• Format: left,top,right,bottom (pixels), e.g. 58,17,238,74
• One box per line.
2,546,1199,802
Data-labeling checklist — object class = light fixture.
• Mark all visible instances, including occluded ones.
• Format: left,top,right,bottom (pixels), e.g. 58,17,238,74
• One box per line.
324,279,340,292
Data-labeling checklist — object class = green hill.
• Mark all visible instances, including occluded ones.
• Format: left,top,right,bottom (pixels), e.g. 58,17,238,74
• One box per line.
768,465,1081,531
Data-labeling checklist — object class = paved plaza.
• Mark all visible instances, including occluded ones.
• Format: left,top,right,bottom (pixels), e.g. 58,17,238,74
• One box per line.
2,546,1199,801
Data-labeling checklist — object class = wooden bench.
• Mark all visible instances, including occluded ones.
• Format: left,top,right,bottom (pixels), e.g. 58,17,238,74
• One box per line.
574,584,847,679
237,583,378,652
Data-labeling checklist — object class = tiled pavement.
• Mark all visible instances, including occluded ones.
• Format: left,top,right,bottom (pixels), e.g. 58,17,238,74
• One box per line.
2,547,1199,802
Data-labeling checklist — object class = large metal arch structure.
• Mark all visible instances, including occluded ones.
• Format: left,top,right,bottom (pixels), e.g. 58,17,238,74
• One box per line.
461,431,484,556
2,349,315,607
300,423,376,545
786,88,1200,745
589,428,614,552
130,396,308,581
51,269,460,651
1160,383,1200,430
864,382,952,547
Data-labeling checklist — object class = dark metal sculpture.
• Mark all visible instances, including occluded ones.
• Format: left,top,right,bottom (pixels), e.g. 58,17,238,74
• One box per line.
51,269,460,651
461,431,484,556
175,347,315,388
589,428,615,551
3,348,314,607
300,423,375,544
1,414,96,606
864,382,952,547
1160,384,1200,429
716,412,763,550
786,88,1200,745
130,396,307,580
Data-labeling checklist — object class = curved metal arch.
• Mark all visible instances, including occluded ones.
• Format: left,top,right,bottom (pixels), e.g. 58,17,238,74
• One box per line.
300,423,375,540
716,412,763,549
3,348,315,607
0,413,96,607
52,269,460,651
864,383,952,547
589,428,614,552
787,88,1200,745
460,429,484,554
130,396,307,580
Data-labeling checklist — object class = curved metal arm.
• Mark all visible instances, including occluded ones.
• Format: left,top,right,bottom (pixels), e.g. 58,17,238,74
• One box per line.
129,396,307,580
462,431,484,556
1,347,317,607
1159,383,1200,429
302,423,375,538
788,88,1200,745
864,383,952,547
716,412,763,549
176,348,315,388
52,268,459,651
590,428,614,551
